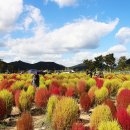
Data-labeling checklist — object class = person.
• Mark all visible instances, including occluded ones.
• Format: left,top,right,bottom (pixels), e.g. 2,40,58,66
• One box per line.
32,73,39,88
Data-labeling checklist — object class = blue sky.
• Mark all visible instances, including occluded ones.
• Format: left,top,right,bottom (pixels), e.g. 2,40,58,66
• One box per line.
0,0,130,66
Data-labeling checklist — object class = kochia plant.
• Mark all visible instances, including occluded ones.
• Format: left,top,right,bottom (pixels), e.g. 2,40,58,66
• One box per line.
94,87,108,104
0,98,6,120
52,97,79,130
47,95,59,121
98,120,121,130
90,105,113,130
72,121,86,130
0,89,13,115
17,112,33,130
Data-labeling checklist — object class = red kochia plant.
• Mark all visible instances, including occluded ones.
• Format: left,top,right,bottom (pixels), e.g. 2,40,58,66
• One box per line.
65,87,76,97
77,80,87,95
116,108,130,130
35,88,50,108
15,90,21,107
80,92,91,112
59,86,67,96
0,79,14,90
117,89,130,109
0,98,6,120
72,121,86,130
94,78,104,89
49,80,60,90
17,112,33,130
103,99,116,118
50,87,60,95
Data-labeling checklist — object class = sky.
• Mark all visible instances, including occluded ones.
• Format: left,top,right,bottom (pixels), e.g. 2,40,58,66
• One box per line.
0,0,130,67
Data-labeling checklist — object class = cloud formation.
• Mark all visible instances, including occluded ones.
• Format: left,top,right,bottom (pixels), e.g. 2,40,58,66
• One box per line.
50,0,77,7
0,0,23,32
116,27,130,44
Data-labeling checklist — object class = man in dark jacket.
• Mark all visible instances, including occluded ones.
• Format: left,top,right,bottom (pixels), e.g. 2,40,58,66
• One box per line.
32,73,39,88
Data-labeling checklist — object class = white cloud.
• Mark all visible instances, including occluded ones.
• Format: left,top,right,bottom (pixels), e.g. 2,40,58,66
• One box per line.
0,0,23,32
107,44,127,53
116,27,130,44
50,0,77,7
0,4,119,66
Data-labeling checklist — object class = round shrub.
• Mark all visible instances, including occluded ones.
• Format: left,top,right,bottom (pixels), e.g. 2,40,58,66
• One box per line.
88,86,97,104
0,98,6,120
0,89,13,115
90,105,113,130
17,112,33,130
52,97,79,130
110,79,122,95
95,87,108,104
65,87,76,97
47,95,59,121
87,78,96,91
35,88,50,108
122,81,130,89
103,80,112,93
77,79,87,95
98,120,121,130
72,121,86,130
95,78,104,89
80,92,91,112
15,90,21,107
117,89,130,109
116,108,130,130
19,90,31,111
103,99,116,118
27,85,35,102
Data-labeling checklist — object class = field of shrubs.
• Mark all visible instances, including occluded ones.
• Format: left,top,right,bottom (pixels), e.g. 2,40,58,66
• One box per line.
0,72,130,130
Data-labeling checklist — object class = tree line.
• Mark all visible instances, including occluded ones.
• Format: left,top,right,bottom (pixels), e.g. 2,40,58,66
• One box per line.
83,53,129,72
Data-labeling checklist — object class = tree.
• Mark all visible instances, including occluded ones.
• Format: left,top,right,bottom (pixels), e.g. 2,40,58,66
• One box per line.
104,53,115,71
94,55,104,70
83,59,95,71
118,56,127,70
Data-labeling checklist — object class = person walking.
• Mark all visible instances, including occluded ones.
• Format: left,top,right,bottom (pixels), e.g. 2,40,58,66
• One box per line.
32,73,39,88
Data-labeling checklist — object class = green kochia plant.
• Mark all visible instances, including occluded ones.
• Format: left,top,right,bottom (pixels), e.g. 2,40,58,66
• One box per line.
52,97,79,130
0,89,13,115
95,87,108,104
90,105,113,130
47,95,59,122
98,120,121,130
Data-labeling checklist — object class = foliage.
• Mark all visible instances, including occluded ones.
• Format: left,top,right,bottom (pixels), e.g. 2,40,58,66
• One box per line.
0,98,6,120
116,108,130,130
11,80,25,91
87,78,96,91
88,86,97,104
98,120,121,130
118,56,127,70
52,97,79,130
15,90,21,107
27,85,35,102
72,121,86,130
127,105,130,115
0,89,13,115
19,90,31,111
47,95,59,122
103,99,116,118
35,88,50,108
95,87,108,104
117,89,130,109
17,112,33,130
77,79,87,95
80,92,91,112
90,105,113,130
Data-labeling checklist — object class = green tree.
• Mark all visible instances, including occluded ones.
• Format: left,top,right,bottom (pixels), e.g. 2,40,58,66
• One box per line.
84,59,95,71
104,53,115,72
94,55,104,70
118,56,127,70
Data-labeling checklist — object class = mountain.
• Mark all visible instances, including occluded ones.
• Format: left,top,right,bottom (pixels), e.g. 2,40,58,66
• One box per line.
0,60,65,72
70,63,87,71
